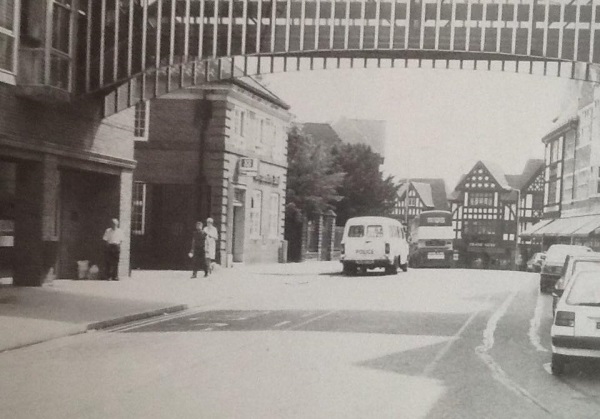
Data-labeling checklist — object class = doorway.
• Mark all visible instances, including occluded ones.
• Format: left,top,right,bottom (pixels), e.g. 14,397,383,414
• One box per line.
232,189,246,262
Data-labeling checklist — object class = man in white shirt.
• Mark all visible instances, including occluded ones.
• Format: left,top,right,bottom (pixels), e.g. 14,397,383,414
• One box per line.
103,218,124,281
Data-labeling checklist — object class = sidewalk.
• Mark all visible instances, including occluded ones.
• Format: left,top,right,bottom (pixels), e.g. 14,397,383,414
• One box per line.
0,261,341,353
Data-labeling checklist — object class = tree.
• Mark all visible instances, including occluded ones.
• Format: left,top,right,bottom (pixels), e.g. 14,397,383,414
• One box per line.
331,143,400,225
285,124,345,223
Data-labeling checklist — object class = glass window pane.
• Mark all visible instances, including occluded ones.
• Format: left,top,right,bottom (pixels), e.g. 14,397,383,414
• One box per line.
0,32,14,72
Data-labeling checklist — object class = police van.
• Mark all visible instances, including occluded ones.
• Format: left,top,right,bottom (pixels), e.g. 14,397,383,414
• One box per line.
340,216,409,275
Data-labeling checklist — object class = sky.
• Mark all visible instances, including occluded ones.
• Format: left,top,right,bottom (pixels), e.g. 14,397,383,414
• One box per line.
261,66,580,191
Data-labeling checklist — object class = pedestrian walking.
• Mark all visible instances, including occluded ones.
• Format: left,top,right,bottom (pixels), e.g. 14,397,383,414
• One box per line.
203,217,219,274
189,221,209,278
102,218,124,281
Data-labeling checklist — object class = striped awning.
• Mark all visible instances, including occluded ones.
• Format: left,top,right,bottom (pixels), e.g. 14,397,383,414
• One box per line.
521,215,600,238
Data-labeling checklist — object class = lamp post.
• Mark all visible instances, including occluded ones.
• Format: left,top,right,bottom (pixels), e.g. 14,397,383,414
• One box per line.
511,187,521,271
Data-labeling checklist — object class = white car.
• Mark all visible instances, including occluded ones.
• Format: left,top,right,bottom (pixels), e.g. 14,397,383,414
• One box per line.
340,216,409,275
551,270,600,375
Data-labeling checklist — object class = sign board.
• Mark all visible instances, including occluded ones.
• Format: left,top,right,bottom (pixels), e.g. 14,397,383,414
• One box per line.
238,158,258,176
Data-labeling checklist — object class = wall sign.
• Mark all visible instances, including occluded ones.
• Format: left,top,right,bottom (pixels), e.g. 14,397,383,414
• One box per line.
238,158,258,176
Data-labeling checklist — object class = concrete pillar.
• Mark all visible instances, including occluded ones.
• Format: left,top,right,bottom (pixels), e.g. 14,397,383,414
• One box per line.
118,170,132,278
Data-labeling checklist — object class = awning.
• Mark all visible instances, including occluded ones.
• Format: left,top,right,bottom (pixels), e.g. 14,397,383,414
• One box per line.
520,219,555,238
523,215,600,238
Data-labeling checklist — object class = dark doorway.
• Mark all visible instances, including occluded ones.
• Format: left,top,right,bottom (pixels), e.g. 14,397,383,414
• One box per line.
59,169,119,279
132,184,195,269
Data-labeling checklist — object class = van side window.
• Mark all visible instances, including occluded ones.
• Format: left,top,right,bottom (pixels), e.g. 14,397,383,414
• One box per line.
348,225,364,237
366,225,384,238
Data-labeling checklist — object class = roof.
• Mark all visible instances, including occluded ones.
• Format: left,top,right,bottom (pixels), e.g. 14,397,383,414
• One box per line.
517,159,545,190
301,123,343,148
331,117,386,156
233,77,290,110
479,160,511,190
398,179,449,210
412,182,434,208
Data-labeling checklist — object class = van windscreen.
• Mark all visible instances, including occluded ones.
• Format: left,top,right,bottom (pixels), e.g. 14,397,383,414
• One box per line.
348,225,364,237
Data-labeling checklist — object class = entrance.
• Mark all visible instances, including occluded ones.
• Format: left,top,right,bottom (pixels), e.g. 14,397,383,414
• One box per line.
59,169,119,279
0,161,16,283
232,189,246,263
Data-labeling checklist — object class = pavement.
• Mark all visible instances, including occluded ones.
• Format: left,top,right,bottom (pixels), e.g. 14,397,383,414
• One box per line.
0,261,320,353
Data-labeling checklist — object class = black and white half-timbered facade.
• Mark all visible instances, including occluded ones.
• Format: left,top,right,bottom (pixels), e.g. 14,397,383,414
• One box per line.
450,160,544,270
392,179,449,226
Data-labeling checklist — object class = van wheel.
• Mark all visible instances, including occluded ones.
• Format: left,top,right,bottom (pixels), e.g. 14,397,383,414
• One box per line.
385,259,398,275
400,258,408,272
551,353,567,376
342,262,355,276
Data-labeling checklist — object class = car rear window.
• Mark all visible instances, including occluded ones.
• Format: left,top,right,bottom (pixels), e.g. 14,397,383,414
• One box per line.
348,225,364,237
366,225,384,238
566,271,600,305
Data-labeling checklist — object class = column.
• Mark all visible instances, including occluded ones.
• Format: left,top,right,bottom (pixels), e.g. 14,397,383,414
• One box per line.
118,170,133,278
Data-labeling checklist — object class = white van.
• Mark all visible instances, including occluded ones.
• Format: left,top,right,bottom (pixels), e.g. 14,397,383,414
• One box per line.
340,216,409,275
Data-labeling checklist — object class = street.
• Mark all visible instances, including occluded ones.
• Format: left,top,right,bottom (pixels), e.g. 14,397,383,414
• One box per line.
2,263,600,419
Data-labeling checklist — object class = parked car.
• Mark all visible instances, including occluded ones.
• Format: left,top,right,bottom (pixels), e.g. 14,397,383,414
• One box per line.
551,270,600,375
540,244,593,293
340,216,409,275
552,253,600,315
526,252,546,272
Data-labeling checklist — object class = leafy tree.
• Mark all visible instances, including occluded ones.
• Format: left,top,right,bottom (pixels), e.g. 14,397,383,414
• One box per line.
331,143,400,225
285,124,345,223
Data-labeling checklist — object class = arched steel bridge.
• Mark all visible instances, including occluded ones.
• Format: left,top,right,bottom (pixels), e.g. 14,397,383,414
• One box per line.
82,0,600,114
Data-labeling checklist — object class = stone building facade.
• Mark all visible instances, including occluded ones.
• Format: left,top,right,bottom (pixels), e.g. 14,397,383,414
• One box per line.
132,79,291,269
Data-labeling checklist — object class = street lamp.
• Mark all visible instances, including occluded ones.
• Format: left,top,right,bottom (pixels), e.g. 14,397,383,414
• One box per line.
510,187,521,271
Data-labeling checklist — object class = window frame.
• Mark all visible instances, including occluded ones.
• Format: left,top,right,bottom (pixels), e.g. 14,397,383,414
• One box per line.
0,0,20,82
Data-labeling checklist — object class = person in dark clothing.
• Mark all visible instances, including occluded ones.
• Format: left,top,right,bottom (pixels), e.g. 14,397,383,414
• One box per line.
189,221,208,278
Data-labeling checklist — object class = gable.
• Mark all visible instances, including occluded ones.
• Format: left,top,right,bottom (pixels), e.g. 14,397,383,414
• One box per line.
526,171,545,194
458,162,506,192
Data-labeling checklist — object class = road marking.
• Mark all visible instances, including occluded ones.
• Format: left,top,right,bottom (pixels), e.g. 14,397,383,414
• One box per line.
287,310,337,330
475,290,551,414
423,295,489,377
528,288,549,353
301,311,315,318
273,321,292,328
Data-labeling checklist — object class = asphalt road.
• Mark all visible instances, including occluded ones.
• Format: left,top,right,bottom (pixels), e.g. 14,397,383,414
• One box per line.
2,265,600,419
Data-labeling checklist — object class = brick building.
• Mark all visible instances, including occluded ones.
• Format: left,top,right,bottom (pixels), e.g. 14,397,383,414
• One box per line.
131,78,291,269
1,1,136,285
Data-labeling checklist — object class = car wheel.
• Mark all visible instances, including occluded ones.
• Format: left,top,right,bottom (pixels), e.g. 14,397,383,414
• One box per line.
551,353,567,376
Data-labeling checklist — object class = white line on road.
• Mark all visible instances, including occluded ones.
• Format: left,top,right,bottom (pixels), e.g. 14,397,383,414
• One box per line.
528,288,549,353
288,310,338,330
423,295,490,377
475,290,551,414
273,321,292,328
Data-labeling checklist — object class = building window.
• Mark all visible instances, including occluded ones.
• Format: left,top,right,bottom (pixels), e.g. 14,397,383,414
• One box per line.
249,189,262,238
463,220,495,236
234,109,245,137
131,182,147,235
49,0,73,90
134,101,149,138
468,192,494,207
0,0,17,74
269,193,279,238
